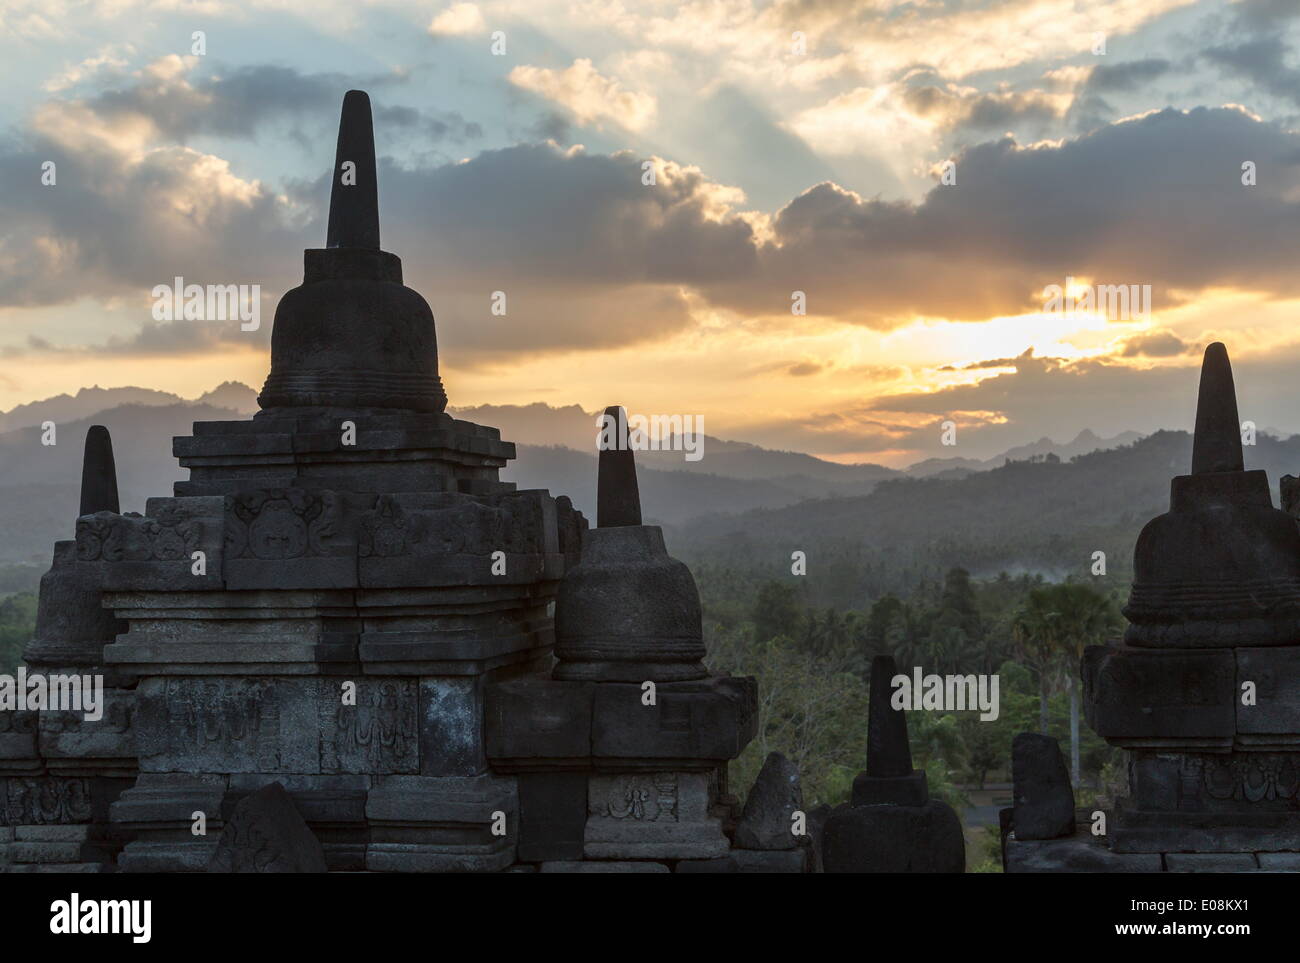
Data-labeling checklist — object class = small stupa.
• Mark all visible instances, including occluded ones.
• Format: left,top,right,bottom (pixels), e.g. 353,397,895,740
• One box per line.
821,655,965,872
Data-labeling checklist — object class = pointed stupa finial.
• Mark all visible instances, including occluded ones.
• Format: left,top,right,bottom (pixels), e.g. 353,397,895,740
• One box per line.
80,425,119,516
597,405,642,528
866,654,912,778
1190,342,1244,475
325,90,380,250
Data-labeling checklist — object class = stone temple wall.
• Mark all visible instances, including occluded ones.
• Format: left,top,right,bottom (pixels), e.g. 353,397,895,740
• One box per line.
0,91,825,875
1006,344,1300,873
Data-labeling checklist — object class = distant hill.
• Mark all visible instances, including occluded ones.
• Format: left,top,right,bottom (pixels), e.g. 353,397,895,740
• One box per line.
0,386,183,433
196,382,259,413
507,444,819,525
0,402,246,567
668,430,1300,608
902,429,1142,478
453,402,899,488
0,383,258,433
0,385,1249,609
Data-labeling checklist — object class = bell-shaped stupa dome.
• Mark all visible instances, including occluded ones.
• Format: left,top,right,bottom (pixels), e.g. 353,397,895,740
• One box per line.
1124,342,1300,646
258,90,447,413
554,406,707,682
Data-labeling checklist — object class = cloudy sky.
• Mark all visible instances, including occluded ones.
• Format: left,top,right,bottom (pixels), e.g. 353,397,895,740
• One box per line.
2,0,1300,466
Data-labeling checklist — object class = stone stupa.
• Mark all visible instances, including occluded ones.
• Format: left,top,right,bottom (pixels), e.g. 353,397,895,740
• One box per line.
1009,343,1300,871
821,655,965,872
93,90,583,872
2,91,791,874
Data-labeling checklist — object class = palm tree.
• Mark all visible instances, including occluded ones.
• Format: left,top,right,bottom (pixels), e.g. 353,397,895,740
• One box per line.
1044,584,1121,785
1012,583,1121,785
1011,591,1061,738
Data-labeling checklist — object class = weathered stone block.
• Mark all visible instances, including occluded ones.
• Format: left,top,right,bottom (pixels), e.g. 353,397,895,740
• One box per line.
1164,852,1258,872
224,773,368,869
15,825,92,841
134,677,419,775
517,771,587,862
222,490,360,590
0,711,39,768
484,678,593,767
734,751,802,850
732,848,807,873
1258,852,1300,871
208,782,328,873
357,491,557,589
1129,751,1300,814
538,860,669,873
1237,647,1300,742
320,679,419,774
366,774,517,872
1083,644,1235,746
135,677,312,773
1005,832,1163,872
27,540,124,665
851,770,928,807
822,800,965,873
554,525,706,682
110,771,227,873
356,597,554,675
1,776,100,825
85,498,226,592
37,688,135,766
419,677,485,776
584,770,728,860
7,861,114,873
591,677,757,765
1012,733,1075,840
9,839,116,864
111,772,227,823
674,856,737,873
175,413,518,499
1112,793,1300,852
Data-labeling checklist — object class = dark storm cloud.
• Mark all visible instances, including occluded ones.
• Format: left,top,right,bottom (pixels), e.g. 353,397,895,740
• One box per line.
0,130,303,310
365,145,754,354
938,352,1030,371
366,144,758,289
786,361,824,376
1231,0,1300,31
1205,38,1300,107
704,106,1300,326
1086,59,1174,94
524,111,572,144
901,77,1061,136
1067,58,1172,131
9,74,1300,362
17,320,270,359
85,64,480,145
1121,331,1190,357
1200,0,1300,110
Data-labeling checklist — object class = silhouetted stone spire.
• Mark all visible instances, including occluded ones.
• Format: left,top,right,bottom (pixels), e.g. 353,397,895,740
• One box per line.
1191,342,1243,475
1124,340,1300,646
258,90,447,413
556,403,705,682
824,652,965,871
326,90,380,250
79,425,119,516
866,654,912,777
597,406,642,528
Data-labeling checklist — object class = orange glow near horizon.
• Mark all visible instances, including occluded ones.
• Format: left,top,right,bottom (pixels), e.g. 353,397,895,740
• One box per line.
2,288,1297,462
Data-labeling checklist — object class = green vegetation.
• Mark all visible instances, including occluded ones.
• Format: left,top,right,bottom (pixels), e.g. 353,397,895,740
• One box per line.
0,563,43,595
702,566,1125,825
0,591,36,674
